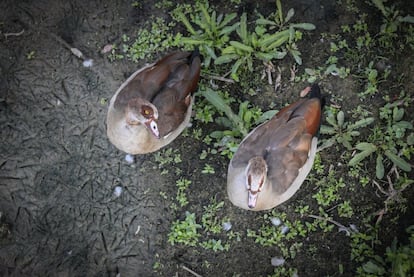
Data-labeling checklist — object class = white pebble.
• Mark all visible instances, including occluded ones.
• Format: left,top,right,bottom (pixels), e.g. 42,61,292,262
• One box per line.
82,59,93,67
114,186,123,197
270,217,282,226
125,154,135,164
222,221,232,231
271,257,285,266
280,225,289,235
349,224,359,232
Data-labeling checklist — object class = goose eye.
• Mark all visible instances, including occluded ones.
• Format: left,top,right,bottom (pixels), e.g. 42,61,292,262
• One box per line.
141,105,153,118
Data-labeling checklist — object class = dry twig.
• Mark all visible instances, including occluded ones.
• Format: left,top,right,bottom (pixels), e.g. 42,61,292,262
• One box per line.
182,265,203,277
3,29,25,38
204,73,235,84
308,214,357,235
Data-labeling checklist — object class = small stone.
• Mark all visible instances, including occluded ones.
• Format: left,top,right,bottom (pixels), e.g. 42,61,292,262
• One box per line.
114,186,123,197
125,154,134,164
270,217,282,226
271,257,285,266
82,59,93,68
281,225,289,235
349,224,358,232
222,222,232,231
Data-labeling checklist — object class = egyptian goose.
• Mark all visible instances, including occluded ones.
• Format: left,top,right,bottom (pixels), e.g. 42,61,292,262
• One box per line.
227,84,323,211
107,51,201,154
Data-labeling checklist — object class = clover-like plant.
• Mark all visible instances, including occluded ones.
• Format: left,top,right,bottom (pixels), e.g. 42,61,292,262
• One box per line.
200,88,276,158
214,12,287,81
359,225,414,276
371,0,414,49
168,211,201,246
320,109,375,150
349,101,413,179
255,0,316,64
114,17,176,62
215,9,315,81
174,2,238,67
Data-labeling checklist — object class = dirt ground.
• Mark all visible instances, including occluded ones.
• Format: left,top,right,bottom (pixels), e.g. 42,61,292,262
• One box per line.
0,0,413,276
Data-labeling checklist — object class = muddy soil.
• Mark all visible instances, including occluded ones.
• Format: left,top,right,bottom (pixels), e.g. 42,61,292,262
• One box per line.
0,0,413,276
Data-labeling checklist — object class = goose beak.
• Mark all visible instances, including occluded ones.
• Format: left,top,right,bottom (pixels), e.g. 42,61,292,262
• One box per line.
248,191,258,209
146,120,160,139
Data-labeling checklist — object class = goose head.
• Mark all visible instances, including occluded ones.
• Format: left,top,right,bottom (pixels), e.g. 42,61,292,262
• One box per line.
245,156,268,209
126,98,160,138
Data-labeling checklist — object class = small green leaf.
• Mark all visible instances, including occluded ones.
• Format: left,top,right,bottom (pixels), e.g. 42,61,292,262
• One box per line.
276,0,283,24
229,41,254,53
371,0,387,15
243,110,253,123
393,121,413,130
384,150,411,172
273,51,287,59
255,52,275,61
348,117,375,130
355,142,377,152
218,13,238,28
325,112,337,127
392,107,404,122
257,110,277,123
362,261,385,274
349,150,373,166
407,133,414,145
342,139,353,150
177,12,196,35
256,18,277,26
376,154,384,179
180,38,206,45
238,101,248,118
290,49,302,65
320,125,336,135
285,8,295,23
290,23,316,30
337,111,345,127
230,59,244,82
209,131,224,139
265,35,290,50
222,45,237,55
399,15,414,23
305,68,315,75
259,30,290,47
214,54,239,64
219,23,240,36
204,45,217,60
238,13,249,44
325,64,339,75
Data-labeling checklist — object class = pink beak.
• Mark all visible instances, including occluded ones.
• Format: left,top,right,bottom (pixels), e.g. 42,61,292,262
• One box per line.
248,191,258,209
145,120,160,139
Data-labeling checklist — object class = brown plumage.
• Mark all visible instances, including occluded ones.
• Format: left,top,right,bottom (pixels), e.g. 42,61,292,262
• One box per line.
107,51,201,154
227,84,323,211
